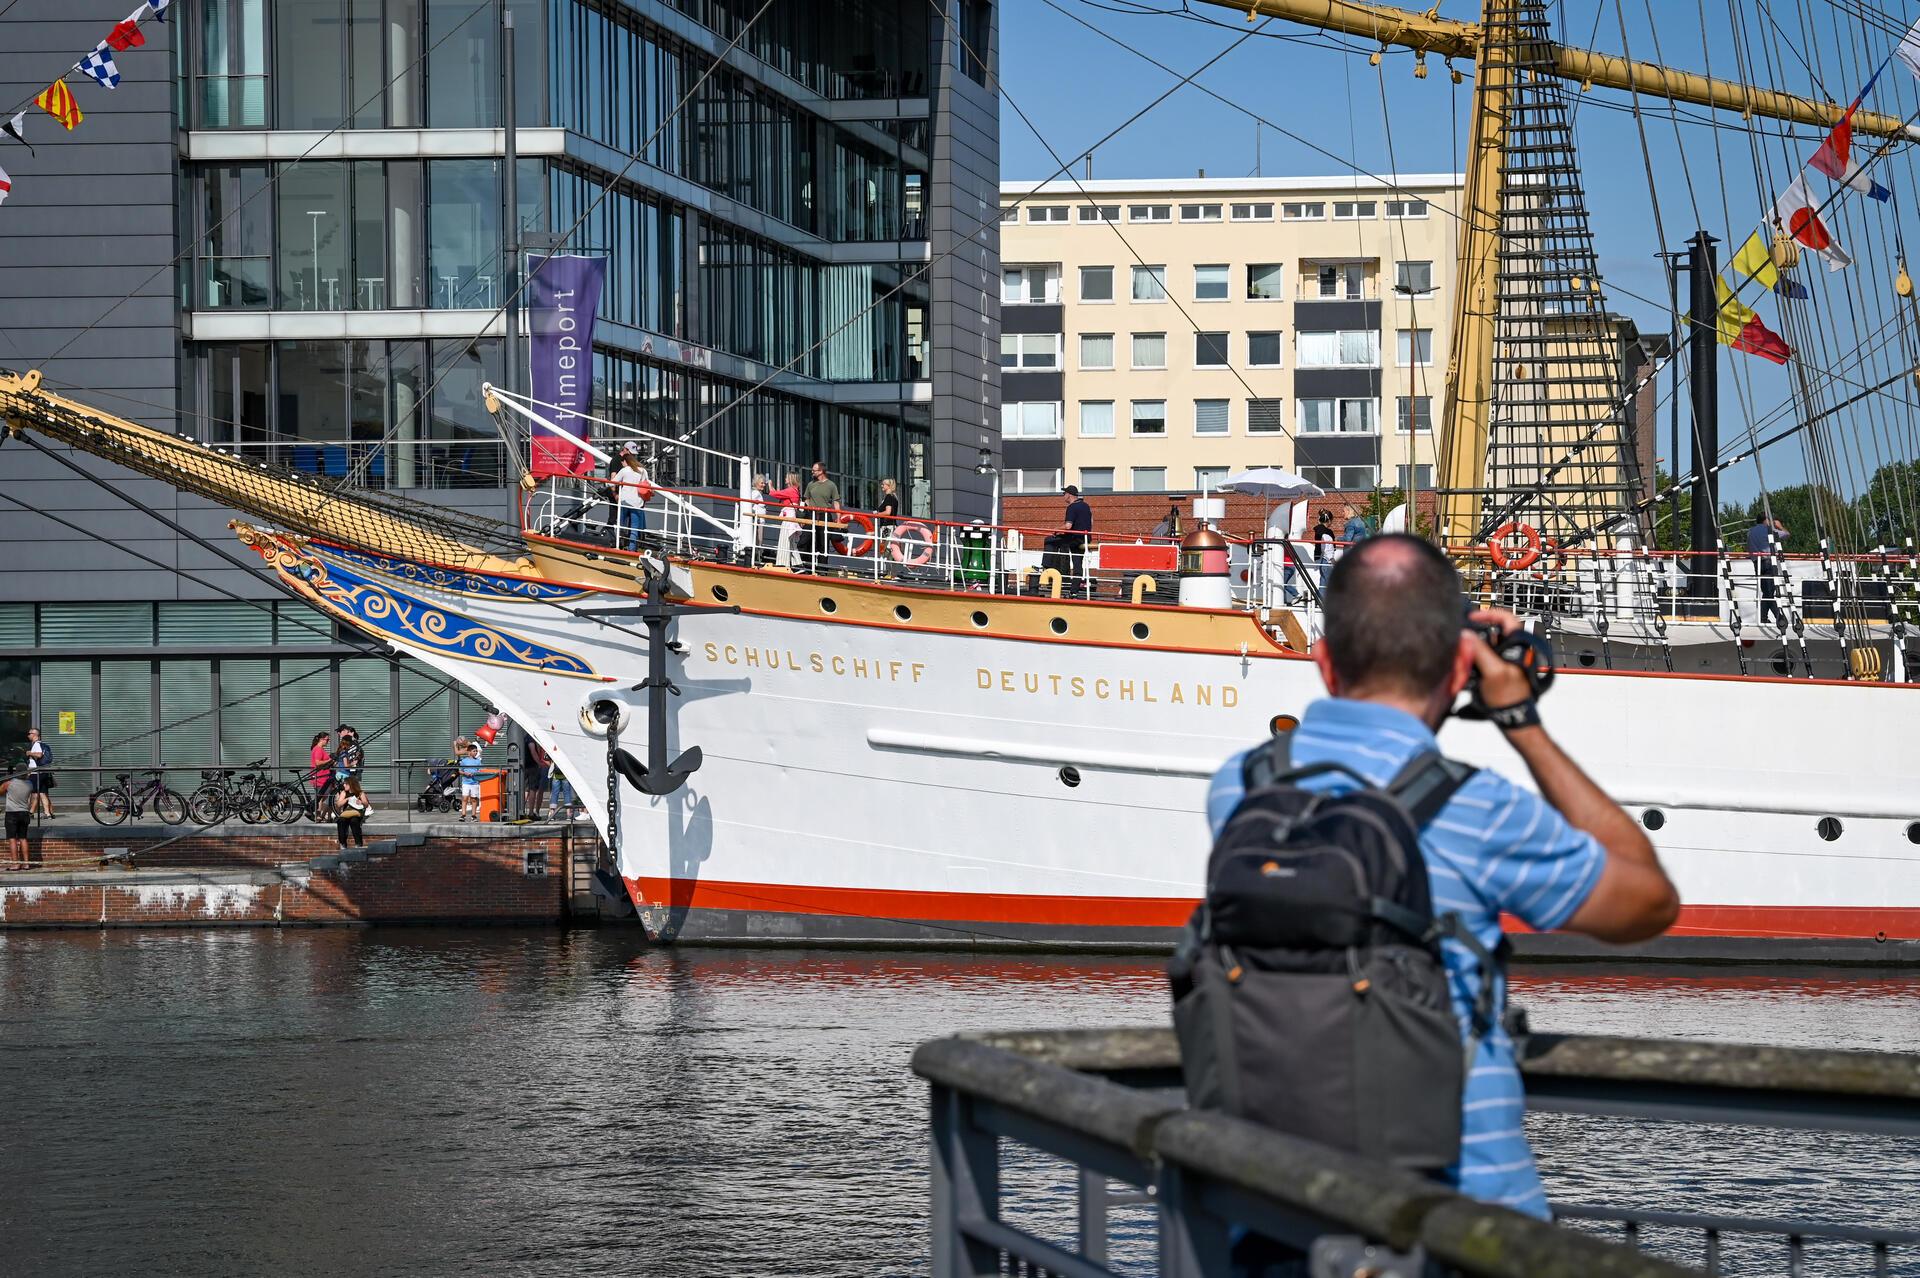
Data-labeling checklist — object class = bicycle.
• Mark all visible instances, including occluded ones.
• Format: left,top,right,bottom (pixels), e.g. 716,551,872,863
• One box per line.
90,768,189,826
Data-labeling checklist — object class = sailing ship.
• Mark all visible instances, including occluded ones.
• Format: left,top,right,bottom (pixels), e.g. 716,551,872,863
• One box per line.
4,0,1920,956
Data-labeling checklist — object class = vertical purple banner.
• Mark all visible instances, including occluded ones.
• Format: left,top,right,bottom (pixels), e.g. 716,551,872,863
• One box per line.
528,253,606,478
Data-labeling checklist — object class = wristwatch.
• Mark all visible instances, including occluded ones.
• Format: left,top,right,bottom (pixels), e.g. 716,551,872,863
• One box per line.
1484,698,1542,731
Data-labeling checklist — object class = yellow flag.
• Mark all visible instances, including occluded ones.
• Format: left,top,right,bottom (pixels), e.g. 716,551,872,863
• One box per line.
33,80,81,131
1715,276,1757,346
1728,231,1779,291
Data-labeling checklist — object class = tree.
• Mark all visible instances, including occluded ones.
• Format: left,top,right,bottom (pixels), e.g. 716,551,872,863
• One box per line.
1724,483,1851,552
1854,460,1920,549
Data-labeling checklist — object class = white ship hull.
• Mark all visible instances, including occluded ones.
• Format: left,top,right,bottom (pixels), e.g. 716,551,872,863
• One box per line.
248,533,1920,959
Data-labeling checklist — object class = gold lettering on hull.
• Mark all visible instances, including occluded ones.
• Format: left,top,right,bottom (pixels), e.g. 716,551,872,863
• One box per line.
974,666,1238,708
704,642,926,684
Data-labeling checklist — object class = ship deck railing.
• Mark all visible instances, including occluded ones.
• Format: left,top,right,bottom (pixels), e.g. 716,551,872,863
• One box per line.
915,1026,1920,1277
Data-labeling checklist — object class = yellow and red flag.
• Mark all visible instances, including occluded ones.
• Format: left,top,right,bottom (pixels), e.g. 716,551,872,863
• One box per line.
1715,277,1792,365
34,80,81,131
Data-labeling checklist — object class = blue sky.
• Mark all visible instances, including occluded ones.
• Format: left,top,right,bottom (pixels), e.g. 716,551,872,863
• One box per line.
997,1,1920,508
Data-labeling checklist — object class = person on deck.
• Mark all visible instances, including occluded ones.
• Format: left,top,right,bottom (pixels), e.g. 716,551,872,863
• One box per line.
801,461,842,574
1340,503,1373,547
770,471,803,571
1206,535,1678,1221
1313,509,1337,587
613,451,652,552
1044,485,1094,588
1747,514,1789,626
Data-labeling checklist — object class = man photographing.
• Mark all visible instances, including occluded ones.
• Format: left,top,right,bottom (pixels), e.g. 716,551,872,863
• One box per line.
1202,534,1678,1217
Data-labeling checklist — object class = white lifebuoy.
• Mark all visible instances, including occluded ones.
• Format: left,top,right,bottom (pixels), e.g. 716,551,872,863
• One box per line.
888,521,936,565
831,512,876,557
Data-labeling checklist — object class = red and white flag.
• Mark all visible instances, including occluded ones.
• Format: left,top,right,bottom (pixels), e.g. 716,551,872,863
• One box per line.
1772,175,1851,271
0,163,13,206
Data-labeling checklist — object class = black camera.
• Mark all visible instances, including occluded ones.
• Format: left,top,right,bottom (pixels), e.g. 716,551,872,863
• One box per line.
1458,612,1556,720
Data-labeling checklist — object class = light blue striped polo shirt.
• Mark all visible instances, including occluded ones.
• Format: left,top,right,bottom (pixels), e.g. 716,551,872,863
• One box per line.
1204,697,1604,1218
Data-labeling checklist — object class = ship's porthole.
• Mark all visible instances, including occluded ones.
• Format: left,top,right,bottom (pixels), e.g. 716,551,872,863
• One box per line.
1577,651,1596,668
1818,817,1844,842
1641,808,1666,832
819,596,838,614
1050,617,1068,635
1058,766,1081,788
894,605,912,622
1771,652,1792,676
1132,622,1150,641
711,585,729,603
971,610,989,628
1908,821,1920,845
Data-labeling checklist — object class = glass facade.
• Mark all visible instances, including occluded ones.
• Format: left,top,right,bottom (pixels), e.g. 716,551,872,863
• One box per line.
178,0,937,503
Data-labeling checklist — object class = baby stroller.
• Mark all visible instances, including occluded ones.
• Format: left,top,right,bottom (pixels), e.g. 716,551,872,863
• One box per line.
414,759,460,813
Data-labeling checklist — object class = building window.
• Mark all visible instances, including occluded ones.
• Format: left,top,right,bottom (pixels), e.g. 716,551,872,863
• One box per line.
198,165,273,309
1131,333,1167,369
1132,264,1168,301
1195,465,1230,489
1003,265,1060,304
1333,200,1377,220
1396,463,1435,489
958,0,991,83
1079,401,1115,437
1282,201,1325,220
1128,203,1171,223
1385,199,1429,219
1248,332,1283,367
1397,328,1434,366
1396,395,1434,433
1001,402,1063,439
1027,205,1070,223
1302,465,1379,490
1395,260,1434,295
1194,332,1230,368
1194,264,1230,301
1000,332,1062,370
1299,398,1379,434
1005,468,1063,493
1247,398,1285,434
1131,401,1167,436
1131,466,1168,491
1247,263,1285,301
193,0,270,128
1077,204,1121,222
1000,205,1019,223
1297,330,1379,368
1079,467,1116,493
1079,265,1114,302
1313,263,1366,299
1194,399,1230,435
1079,333,1114,369
1230,202,1273,221
1179,203,1223,222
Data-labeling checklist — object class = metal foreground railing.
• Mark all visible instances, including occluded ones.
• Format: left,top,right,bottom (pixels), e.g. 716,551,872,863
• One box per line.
913,1028,1920,1277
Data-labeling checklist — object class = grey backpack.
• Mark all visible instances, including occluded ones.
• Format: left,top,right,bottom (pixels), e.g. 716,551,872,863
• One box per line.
1169,733,1498,1173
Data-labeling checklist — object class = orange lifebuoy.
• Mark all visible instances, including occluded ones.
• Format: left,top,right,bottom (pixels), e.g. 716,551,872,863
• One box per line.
830,512,876,557
1489,521,1542,571
888,521,936,565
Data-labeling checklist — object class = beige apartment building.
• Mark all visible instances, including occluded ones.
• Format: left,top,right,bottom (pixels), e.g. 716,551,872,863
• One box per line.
996,174,1463,498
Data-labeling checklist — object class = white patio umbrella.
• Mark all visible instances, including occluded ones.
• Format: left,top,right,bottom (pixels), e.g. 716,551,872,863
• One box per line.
1222,468,1325,604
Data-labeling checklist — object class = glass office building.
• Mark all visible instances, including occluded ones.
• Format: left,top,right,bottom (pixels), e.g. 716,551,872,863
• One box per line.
0,0,999,783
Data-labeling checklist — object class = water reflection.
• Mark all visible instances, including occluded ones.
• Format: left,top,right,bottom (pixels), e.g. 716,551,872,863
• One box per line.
1,932,1916,1276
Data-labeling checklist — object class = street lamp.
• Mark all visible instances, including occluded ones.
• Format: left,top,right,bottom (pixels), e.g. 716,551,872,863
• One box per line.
975,441,1000,530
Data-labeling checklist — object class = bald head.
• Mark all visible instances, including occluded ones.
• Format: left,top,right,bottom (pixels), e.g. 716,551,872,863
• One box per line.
1322,534,1465,699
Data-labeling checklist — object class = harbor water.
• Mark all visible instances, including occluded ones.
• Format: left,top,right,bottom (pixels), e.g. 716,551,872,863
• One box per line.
3,929,1919,1276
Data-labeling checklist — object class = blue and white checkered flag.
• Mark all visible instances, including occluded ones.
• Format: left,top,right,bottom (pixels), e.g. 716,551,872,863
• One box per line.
146,0,170,20
76,43,120,89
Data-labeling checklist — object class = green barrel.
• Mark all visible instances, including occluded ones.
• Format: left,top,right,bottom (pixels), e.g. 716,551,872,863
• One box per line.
959,523,991,586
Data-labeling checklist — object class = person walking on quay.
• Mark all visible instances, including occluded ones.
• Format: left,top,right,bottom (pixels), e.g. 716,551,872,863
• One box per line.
1204,534,1678,1221
334,778,371,850
1748,513,1790,626
334,726,363,783
458,742,486,823
547,761,576,822
5,770,31,869
25,726,53,820
613,447,652,552
308,731,333,793
801,460,841,574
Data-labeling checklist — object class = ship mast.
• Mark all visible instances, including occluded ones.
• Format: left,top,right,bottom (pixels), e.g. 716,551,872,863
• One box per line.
1200,0,1919,548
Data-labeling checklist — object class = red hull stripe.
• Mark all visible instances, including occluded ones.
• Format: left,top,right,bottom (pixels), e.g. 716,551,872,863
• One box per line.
628,878,1920,940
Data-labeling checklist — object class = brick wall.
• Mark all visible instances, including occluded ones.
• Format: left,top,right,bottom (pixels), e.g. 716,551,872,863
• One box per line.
0,825,582,928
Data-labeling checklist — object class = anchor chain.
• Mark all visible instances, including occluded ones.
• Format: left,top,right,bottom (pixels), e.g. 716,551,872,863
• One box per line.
605,718,620,863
